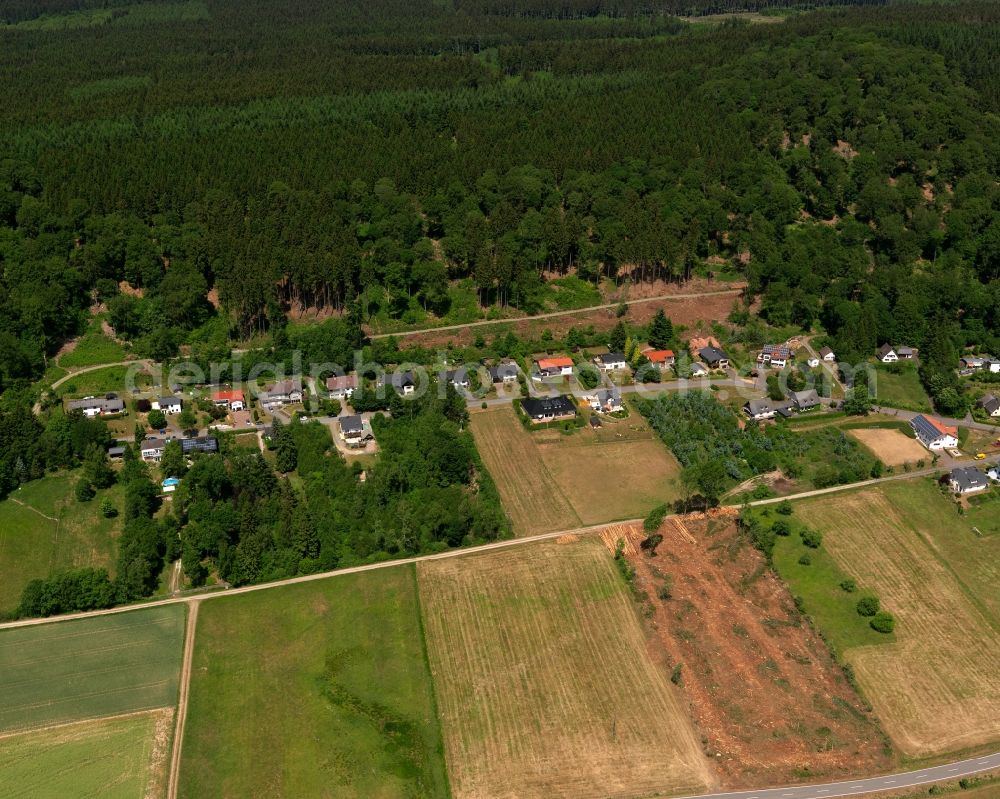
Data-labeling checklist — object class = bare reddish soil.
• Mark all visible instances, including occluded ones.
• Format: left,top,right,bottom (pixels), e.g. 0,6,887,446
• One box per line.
398,287,746,350
623,514,892,789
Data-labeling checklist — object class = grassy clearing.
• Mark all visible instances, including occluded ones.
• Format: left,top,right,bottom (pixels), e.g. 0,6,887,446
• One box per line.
418,537,711,799
58,316,128,368
179,567,449,799
470,404,681,535
794,482,1000,756
965,490,1000,536
0,709,172,799
0,475,123,613
872,364,933,411
763,509,892,653
0,605,184,732
57,364,152,397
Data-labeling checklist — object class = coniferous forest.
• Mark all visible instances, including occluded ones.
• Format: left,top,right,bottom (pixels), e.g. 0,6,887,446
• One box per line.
1,0,999,380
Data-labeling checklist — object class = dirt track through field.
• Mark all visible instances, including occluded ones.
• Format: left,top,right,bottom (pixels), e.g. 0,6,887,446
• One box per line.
167,601,198,799
418,538,713,799
797,490,1000,756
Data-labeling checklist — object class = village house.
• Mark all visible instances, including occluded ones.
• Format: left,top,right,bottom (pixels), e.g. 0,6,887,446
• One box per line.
961,355,987,370
338,414,371,448
744,398,777,421
521,395,577,423
259,378,303,408
897,346,916,360
588,388,623,414
976,394,1000,418
911,414,959,450
154,396,183,415
377,371,417,395
699,346,730,370
594,352,628,371
949,466,989,495
326,374,358,400
442,369,470,389
140,438,166,461
534,357,575,379
489,362,519,385
212,390,246,411
819,346,836,362
877,344,898,363
757,344,793,369
790,389,821,411
107,444,126,459
644,349,675,367
67,395,125,417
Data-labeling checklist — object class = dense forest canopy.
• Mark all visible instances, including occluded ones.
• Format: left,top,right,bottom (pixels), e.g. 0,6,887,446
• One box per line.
1,0,999,415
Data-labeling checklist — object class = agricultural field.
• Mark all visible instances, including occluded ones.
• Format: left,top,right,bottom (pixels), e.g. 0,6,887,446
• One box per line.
0,605,185,732
0,710,172,799
470,405,682,536
624,513,891,788
794,482,1000,757
417,537,711,799
847,427,927,467
0,475,124,613
178,567,449,799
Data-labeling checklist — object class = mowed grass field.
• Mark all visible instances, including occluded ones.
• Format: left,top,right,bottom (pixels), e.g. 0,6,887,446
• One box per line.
178,567,449,799
847,427,927,467
0,475,124,613
470,405,682,536
0,606,185,732
794,480,1000,757
0,710,172,799
417,537,712,799
873,364,933,411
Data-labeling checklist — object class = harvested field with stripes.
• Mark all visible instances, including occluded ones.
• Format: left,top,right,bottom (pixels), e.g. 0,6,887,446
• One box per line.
0,710,172,799
0,605,185,733
417,536,712,799
470,406,580,535
470,405,681,536
796,486,1000,756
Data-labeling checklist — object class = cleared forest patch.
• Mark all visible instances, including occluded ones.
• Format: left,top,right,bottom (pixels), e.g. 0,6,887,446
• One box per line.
418,537,712,799
625,512,891,788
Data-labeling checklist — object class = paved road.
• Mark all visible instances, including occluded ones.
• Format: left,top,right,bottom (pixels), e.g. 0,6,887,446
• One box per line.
675,752,1000,799
367,287,745,340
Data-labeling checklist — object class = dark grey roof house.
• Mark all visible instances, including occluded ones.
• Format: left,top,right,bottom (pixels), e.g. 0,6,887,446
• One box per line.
791,389,820,411
950,467,989,494
521,395,576,422
699,346,729,368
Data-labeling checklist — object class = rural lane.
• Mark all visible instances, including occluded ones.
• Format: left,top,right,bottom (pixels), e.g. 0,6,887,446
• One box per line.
673,752,1000,799
5,454,1000,633
366,286,745,340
